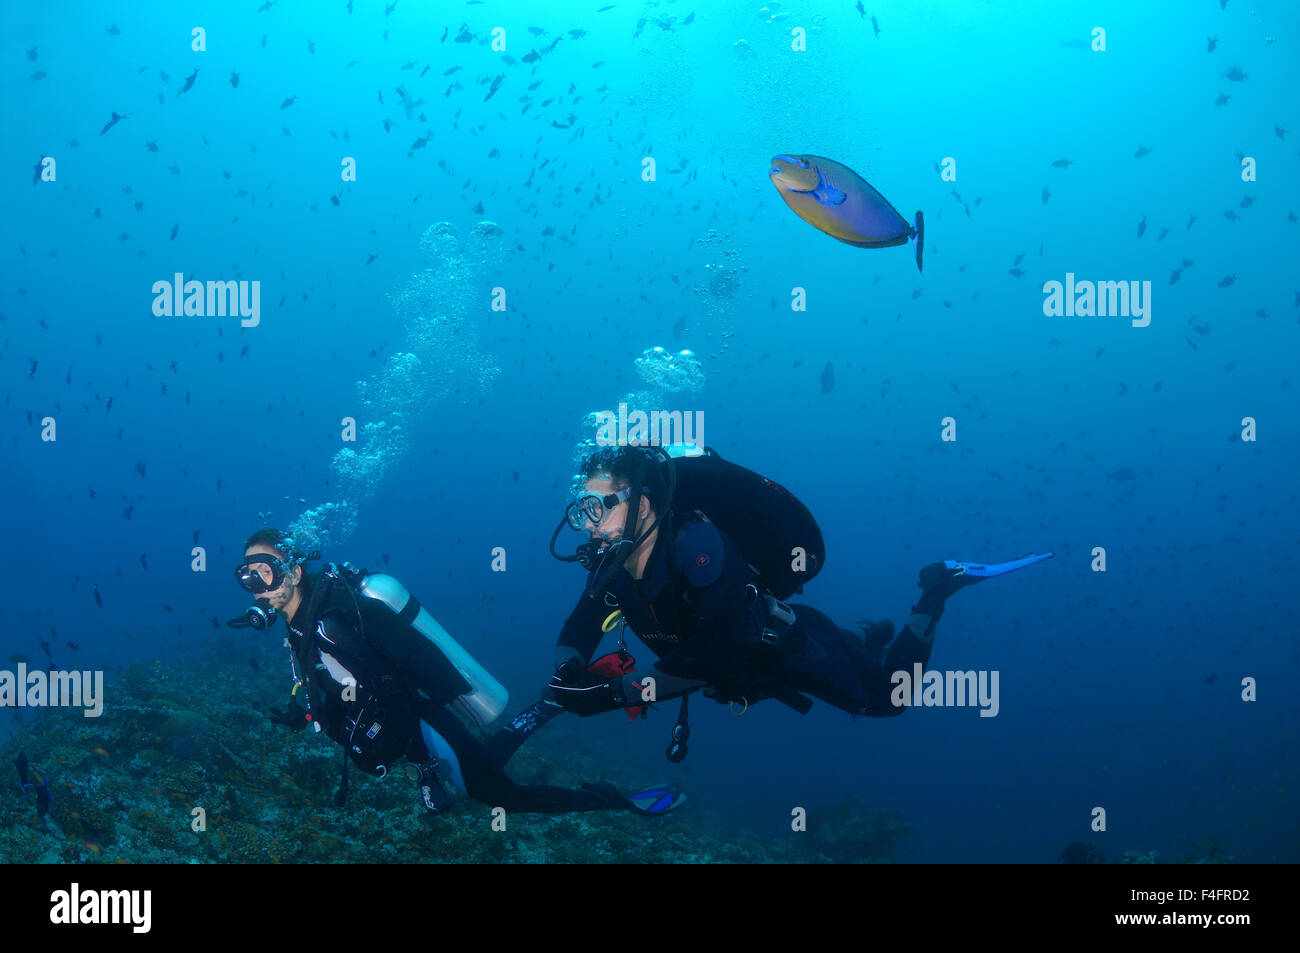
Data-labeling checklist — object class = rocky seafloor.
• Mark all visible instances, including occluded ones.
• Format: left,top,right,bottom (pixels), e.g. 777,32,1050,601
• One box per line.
1,648,1234,865
1,649,913,864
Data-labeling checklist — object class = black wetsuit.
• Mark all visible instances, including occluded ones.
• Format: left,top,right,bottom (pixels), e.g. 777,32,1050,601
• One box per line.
554,517,937,717
281,575,624,814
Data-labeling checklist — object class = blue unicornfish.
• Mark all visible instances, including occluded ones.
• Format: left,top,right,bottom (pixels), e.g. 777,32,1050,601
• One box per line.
769,153,924,270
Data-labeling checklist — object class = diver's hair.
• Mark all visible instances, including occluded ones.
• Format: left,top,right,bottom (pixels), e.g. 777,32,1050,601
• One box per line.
582,446,669,514
244,528,290,559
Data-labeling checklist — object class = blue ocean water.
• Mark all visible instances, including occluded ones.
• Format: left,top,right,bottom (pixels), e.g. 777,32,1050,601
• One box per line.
1,0,1296,864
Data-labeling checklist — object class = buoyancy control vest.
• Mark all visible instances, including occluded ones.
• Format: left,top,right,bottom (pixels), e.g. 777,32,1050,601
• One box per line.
309,564,509,729
666,447,825,599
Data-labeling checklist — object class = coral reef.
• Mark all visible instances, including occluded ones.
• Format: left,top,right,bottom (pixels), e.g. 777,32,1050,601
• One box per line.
0,650,910,864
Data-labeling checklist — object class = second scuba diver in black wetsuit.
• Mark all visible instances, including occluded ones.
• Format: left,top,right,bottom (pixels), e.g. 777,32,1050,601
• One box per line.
231,528,684,817
527,446,1011,732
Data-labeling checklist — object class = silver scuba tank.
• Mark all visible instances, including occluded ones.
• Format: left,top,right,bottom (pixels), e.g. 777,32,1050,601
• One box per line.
358,573,509,727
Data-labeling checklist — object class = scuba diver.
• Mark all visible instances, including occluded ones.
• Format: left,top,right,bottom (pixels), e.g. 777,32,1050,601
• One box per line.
494,445,1050,761
228,528,685,817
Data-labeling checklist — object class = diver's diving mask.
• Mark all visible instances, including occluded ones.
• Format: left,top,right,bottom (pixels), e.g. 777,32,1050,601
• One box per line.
564,487,639,531
234,554,291,594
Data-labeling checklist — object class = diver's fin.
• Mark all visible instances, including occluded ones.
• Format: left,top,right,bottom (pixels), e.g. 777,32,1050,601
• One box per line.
914,209,924,271
622,783,687,817
943,552,1054,579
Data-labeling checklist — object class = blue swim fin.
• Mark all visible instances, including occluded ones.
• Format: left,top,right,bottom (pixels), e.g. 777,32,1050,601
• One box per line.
623,783,687,817
913,209,924,271
944,552,1054,579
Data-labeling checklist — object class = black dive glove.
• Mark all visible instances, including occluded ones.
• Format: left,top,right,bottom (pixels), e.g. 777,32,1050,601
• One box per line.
549,666,624,717
269,702,309,731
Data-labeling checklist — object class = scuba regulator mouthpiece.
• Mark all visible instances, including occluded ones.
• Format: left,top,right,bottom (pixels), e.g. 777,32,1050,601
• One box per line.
225,598,278,631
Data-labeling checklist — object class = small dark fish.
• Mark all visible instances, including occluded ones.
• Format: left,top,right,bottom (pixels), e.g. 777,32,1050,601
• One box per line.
230,71,240,88
66,641,79,651
140,553,148,570
1041,186,1050,204
1275,125,1286,140
178,68,199,96
1217,275,1236,288
249,658,260,671
26,46,36,61
106,24,120,35
599,4,615,10
280,95,297,110
1136,216,1146,238
1106,468,1138,482
1224,67,1246,82
1133,145,1150,158
820,362,835,394
1050,157,1073,169
93,584,103,607
9,653,31,665
1203,674,1217,684
871,15,879,37
1008,268,1024,278
1206,36,1217,52
170,224,179,239
1214,93,1229,106
99,112,126,135
39,640,52,658
385,0,398,15
444,65,462,76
